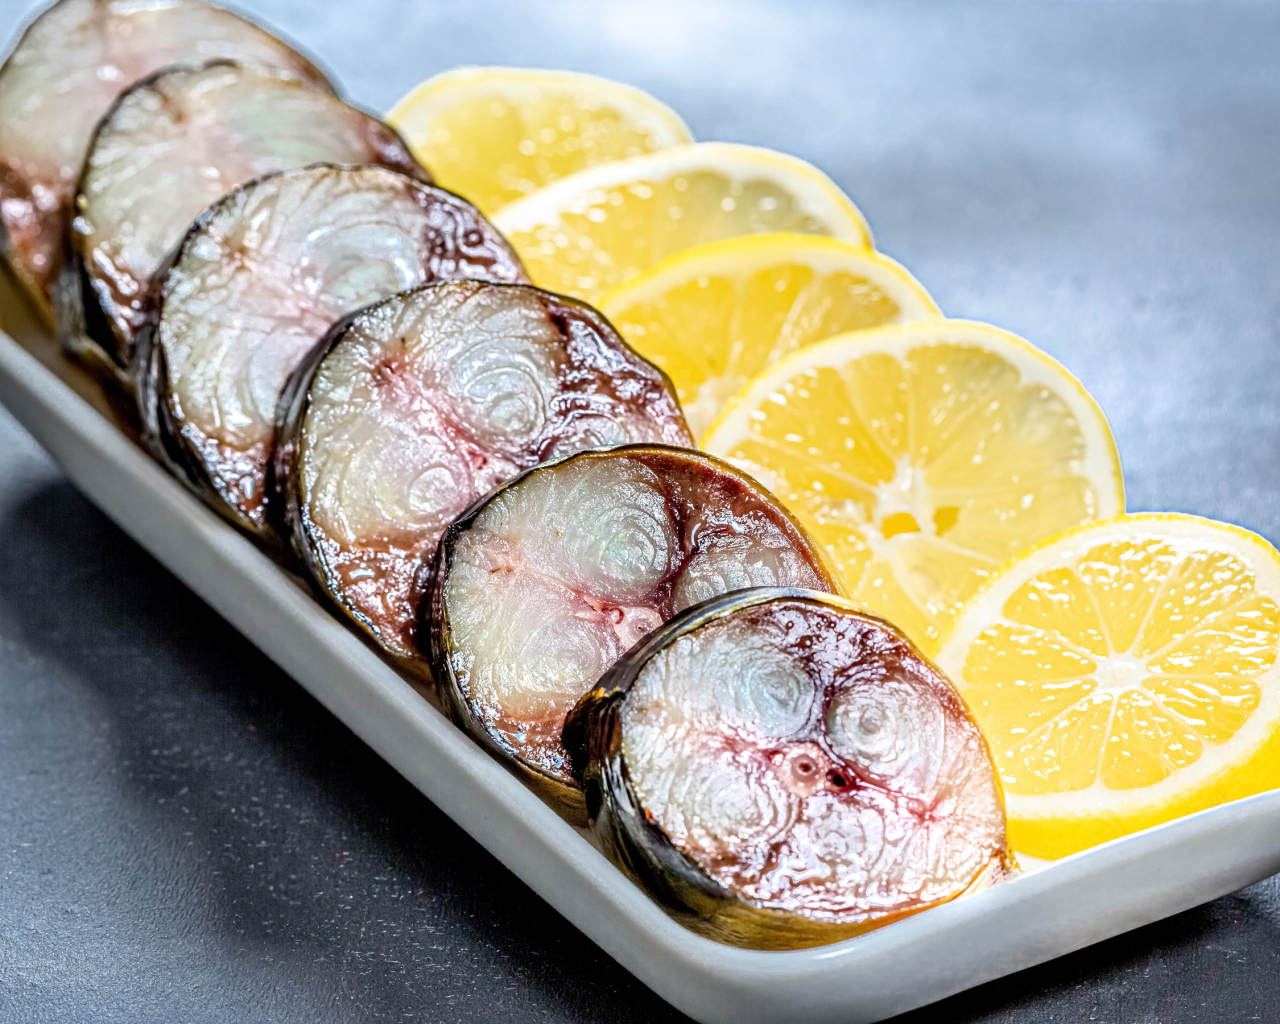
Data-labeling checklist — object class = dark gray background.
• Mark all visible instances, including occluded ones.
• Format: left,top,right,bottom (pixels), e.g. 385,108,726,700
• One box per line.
1,0,1278,1020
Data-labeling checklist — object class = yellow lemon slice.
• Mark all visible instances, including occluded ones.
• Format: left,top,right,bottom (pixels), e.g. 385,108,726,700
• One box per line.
492,142,871,305
387,67,692,215
700,320,1124,653
599,233,939,436
936,513,1280,860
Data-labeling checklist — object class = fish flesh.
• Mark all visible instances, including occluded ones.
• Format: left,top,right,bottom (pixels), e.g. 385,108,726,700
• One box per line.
138,165,525,541
564,588,1013,948
426,446,835,815
65,60,425,371
0,0,329,317
277,286,694,672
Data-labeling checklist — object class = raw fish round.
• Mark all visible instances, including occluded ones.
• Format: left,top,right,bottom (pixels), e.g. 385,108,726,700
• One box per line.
427,445,836,811
140,165,524,539
564,588,1012,948
0,0,329,312
277,284,693,666
68,60,425,368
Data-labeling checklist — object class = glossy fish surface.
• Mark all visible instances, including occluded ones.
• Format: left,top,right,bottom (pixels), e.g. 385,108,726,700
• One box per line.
68,61,425,369
0,0,329,315
140,165,524,541
427,446,835,814
565,588,1012,948
279,286,693,671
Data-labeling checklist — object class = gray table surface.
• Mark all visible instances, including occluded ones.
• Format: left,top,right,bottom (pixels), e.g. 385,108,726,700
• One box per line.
1,0,1278,1020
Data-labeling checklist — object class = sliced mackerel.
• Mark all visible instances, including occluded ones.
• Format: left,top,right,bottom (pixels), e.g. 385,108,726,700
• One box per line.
278,284,694,669
565,588,1013,948
139,165,525,541
426,445,835,814
66,60,426,371
0,0,329,315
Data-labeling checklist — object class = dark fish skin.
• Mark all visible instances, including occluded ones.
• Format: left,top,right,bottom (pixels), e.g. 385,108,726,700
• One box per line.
60,60,429,378
564,588,1014,949
274,286,693,680
137,165,525,546
0,0,332,320
423,446,838,821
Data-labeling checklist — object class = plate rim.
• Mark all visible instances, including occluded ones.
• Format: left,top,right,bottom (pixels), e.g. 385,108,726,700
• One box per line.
0,321,1276,1024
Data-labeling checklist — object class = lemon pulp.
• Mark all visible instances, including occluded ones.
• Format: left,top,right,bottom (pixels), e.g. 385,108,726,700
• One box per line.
937,514,1280,859
600,233,938,436
493,142,871,305
388,67,692,215
701,320,1123,653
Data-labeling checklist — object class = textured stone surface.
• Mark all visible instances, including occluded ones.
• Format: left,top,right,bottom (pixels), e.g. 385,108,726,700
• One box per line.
1,0,1279,1020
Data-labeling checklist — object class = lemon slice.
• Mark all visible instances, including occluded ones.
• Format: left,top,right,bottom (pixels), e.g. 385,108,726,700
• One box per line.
936,513,1280,860
599,233,939,436
387,67,692,216
492,142,871,305
701,320,1124,653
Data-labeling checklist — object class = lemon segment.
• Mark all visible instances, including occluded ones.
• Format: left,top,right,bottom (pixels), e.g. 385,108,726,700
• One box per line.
936,514,1280,860
700,320,1123,655
492,142,871,305
598,233,939,436
388,67,692,215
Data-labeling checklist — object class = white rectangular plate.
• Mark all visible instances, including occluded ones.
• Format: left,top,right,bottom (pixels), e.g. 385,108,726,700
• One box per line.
1,291,1278,1024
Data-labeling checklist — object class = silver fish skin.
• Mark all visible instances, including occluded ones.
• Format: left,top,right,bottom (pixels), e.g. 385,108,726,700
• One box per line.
65,60,425,371
564,588,1014,949
139,165,525,544
278,286,694,678
427,445,835,817
0,0,330,317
